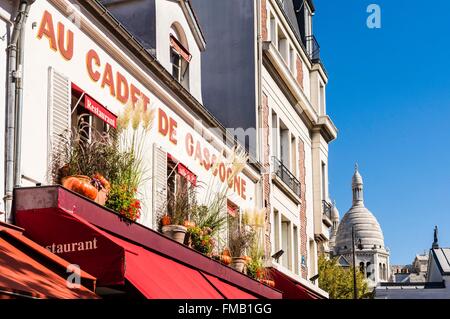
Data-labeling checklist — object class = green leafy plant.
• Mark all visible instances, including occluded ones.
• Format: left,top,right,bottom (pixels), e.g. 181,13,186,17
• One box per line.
186,225,215,255
318,254,370,299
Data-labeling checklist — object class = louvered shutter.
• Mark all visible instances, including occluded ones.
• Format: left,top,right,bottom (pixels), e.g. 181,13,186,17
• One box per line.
47,67,71,183
152,144,167,229
215,197,229,254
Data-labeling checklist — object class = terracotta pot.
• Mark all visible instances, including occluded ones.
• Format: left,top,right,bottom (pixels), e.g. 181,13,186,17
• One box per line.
95,188,108,206
230,257,246,273
162,225,187,244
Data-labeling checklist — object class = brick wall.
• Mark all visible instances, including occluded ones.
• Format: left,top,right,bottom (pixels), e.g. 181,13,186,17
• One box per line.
261,0,268,41
296,56,304,89
298,139,308,279
262,93,271,258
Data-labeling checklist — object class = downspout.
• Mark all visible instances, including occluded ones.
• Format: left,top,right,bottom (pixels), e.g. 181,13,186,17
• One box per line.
4,0,35,223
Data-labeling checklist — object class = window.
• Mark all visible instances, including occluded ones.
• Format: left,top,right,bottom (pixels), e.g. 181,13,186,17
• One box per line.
321,162,326,200
281,216,291,270
277,26,289,64
270,13,277,45
271,111,278,158
319,83,325,115
279,121,289,169
309,239,315,276
359,262,365,274
171,49,182,83
293,226,299,275
70,87,110,143
166,155,196,218
366,262,371,278
169,31,190,90
273,209,280,254
290,134,297,177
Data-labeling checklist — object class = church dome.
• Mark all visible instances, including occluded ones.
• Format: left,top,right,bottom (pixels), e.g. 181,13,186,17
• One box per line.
334,206,385,251
331,202,340,221
334,165,386,253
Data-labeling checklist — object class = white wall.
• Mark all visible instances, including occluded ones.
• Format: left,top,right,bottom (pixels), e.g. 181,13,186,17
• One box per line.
155,0,202,103
19,0,256,229
263,64,316,276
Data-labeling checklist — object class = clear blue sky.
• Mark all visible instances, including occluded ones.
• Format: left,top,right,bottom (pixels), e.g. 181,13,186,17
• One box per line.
314,0,450,264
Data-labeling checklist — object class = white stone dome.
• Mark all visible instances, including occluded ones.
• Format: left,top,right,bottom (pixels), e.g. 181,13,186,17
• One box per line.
334,165,386,253
331,202,340,221
334,206,385,252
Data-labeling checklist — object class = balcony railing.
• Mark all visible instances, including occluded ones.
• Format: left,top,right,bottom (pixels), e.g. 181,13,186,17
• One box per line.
306,35,320,63
322,200,332,221
272,157,301,198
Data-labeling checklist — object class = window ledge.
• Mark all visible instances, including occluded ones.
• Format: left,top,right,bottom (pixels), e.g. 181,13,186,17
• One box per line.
271,173,301,205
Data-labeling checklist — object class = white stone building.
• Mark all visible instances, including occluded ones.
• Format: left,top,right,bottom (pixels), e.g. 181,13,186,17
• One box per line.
330,166,390,289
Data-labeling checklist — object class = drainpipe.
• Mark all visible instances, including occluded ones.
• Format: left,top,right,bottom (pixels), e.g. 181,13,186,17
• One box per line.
4,0,35,223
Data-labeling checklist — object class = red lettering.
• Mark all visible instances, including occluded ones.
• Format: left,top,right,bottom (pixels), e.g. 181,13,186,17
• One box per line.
130,84,141,105
241,179,247,200
101,63,116,97
227,168,233,188
86,50,101,82
234,176,241,196
142,94,150,111
185,133,194,157
57,22,74,60
169,118,177,145
203,148,211,170
211,155,218,176
37,11,57,51
158,108,169,136
116,72,129,104
219,163,226,183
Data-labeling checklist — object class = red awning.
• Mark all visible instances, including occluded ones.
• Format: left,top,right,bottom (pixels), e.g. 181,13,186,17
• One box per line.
202,273,257,299
15,206,258,299
170,35,192,62
0,222,98,299
268,268,325,299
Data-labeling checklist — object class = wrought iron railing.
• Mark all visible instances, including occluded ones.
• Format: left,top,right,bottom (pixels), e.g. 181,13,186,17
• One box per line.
272,157,301,197
322,200,332,220
306,35,320,62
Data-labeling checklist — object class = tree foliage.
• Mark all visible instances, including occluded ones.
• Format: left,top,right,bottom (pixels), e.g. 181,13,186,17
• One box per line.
318,254,370,299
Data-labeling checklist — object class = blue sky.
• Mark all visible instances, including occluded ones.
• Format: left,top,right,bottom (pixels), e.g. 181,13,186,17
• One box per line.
314,0,450,264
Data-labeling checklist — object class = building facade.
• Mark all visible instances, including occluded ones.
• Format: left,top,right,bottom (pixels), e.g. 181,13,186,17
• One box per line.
0,0,335,298
330,166,390,289
189,0,337,293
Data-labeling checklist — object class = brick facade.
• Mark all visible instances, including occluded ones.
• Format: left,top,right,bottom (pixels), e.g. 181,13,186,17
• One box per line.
298,139,308,279
296,56,304,89
262,93,271,258
261,0,268,41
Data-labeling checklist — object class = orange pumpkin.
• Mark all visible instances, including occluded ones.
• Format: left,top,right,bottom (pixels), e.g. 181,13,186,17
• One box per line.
243,256,252,264
183,220,195,228
161,215,172,226
222,248,231,257
220,255,232,265
62,176,98,200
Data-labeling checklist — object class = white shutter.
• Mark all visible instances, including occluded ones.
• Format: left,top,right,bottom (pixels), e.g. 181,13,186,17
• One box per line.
152,144,167,229
47,67,71,183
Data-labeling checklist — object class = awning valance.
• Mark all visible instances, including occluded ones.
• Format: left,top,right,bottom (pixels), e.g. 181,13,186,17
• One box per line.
14,187,281,299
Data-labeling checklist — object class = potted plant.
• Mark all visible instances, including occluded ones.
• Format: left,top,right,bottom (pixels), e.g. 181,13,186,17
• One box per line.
228,217,255,273
159,184,196,244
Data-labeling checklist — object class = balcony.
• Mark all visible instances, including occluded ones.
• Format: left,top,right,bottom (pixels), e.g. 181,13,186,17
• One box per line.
306,35,320,63
322,200,332,227
272,157,301,198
